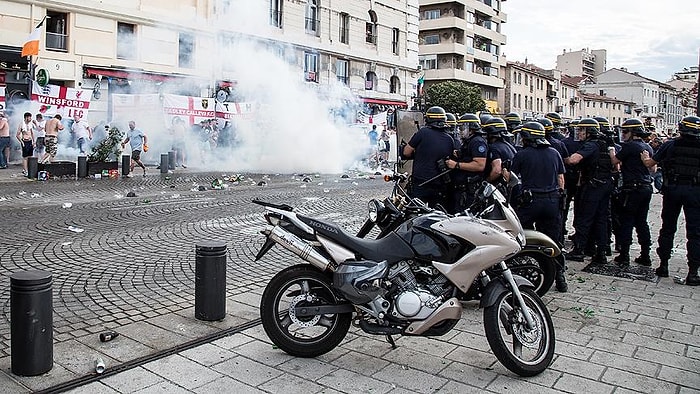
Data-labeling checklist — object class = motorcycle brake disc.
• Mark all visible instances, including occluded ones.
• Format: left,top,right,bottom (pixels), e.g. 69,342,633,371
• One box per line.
512,307,542,348
288,294,321,328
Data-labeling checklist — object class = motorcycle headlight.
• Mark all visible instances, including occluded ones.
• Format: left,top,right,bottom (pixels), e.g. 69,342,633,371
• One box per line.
368,199,382,222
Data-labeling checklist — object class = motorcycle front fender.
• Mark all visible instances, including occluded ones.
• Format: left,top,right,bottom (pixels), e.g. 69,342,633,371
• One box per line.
479,275,534,309
523,229,561,257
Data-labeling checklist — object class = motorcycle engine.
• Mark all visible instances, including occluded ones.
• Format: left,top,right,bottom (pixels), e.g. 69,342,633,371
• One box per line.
387,261,451,320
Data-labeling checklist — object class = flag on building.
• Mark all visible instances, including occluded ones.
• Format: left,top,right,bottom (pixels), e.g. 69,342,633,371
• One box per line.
21,17,46,57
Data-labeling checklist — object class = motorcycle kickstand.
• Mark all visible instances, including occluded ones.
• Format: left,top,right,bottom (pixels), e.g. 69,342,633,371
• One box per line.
385,334,397,350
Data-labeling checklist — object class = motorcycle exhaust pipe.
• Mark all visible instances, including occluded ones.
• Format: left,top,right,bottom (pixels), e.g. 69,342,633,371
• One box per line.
269,226,332,271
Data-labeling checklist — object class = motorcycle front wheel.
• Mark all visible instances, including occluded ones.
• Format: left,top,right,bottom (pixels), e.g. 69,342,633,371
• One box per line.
504,252,556,296
260,265,352,358
483,287,555,377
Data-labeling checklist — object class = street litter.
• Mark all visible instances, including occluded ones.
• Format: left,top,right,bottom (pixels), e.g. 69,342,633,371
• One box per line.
258,181,267,186
31,193,41,198
126,191,137,197
62,203,73,208
95,357,105,374
68,226,84,233
61,242,73,246
99,331,119,342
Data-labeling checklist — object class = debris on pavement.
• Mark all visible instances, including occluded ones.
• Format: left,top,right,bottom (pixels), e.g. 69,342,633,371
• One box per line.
68,226,84,233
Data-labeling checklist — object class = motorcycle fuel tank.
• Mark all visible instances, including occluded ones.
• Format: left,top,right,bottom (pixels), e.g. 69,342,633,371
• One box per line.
395,213,473,263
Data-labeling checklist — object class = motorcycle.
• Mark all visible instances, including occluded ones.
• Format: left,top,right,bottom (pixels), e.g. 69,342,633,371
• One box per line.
253,177,556,377
356,173,559,297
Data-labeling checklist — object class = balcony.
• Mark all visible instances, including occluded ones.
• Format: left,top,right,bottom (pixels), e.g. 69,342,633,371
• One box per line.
424,68,502,88
419,16,465,32
419,41,467,56
46,32,68,51
472,24,506,46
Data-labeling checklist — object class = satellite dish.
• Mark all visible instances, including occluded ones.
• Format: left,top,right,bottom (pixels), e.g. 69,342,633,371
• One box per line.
216,89,228,103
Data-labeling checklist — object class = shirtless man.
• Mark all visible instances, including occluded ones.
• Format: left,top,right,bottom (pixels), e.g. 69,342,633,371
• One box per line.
0,112,10,169
41,114,64,164
16,112,34,175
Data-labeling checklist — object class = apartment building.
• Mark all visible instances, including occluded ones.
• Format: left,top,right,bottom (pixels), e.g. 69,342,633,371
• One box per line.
501,61,557,119
668,66,698,117
0,0,419,122
578,92,634,127
580,68,683,133
417,0,507,113
556,48,606,79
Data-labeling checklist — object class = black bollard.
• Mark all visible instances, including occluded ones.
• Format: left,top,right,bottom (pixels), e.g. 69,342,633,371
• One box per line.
122,154,131,177
195,242,227,321
160,154,168,174
168,151,176,170
10,270,53,376
77,156,87,178
27,157,38,179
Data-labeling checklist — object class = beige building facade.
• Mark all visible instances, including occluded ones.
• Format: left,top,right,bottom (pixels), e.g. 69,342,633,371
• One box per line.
556,48,606,79
417,0,507,112
0,0,419,122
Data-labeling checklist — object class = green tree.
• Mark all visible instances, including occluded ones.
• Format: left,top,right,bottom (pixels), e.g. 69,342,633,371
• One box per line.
424,81,486,115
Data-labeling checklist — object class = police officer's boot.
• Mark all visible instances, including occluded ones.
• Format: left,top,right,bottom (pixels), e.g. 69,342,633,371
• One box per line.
686,266,700,286
555,255,568,292
565,247,585,262
614,245,630,266
591,246,608,265
634,244,652,267
655,260,669,278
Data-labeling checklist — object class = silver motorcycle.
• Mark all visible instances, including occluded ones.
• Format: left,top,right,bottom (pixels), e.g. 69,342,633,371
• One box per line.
253,178,555,376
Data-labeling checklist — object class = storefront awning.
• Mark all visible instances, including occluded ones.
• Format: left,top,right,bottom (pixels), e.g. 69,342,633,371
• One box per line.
362,97,407,107
83,66,203,83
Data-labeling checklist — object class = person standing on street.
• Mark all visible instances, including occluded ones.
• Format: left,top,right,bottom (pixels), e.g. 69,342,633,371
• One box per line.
72,115,92,155
446,113,488,212
402,106,455,208
41,114,64,164
16,112,34,176
0,113,10,169
608,118,654,267
121,120,148,177
641,115,700,286
33,113,46,160
511,122,568,292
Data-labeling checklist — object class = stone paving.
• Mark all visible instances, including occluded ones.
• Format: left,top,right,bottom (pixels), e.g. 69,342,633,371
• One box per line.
0,163,698,393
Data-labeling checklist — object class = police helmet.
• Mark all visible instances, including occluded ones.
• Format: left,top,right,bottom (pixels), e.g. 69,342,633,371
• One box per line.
545,112,563,127
519,121,549,146
458,113,484,133
578,118,601,137
536,117,554,134
445,113,457,127
593,116,613,135
504,112,522,130
483,117,509,137
620,118,649,137
679,115,700,138
479,113,493,126
425,106,447,124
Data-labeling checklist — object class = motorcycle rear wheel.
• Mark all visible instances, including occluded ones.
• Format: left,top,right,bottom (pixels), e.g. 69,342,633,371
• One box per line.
483,287,555,376
260,265,352,358
504,252,555,296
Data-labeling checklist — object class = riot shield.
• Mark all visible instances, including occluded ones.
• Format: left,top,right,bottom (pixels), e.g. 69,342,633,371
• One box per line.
395,109,423,179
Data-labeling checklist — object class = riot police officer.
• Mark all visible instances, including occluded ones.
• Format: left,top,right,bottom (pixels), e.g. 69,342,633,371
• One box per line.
594,116,621,256
446,113,488,212
402,106,456,208
562,119,582,237
445,112,460,145
483,117,516,183
537,117,569,161
511,122,568,292
504,112,522,134
565,118,615,264
545,112,567,140
609,118,654,266
641,115,700,285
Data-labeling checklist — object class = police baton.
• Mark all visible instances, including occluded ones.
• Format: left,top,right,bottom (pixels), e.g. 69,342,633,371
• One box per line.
418,167,453,187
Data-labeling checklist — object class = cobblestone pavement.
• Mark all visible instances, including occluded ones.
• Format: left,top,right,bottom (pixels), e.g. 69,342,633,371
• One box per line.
0,166,698,393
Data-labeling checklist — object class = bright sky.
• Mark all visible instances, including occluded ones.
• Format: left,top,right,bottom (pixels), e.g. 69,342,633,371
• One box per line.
501,0,700,82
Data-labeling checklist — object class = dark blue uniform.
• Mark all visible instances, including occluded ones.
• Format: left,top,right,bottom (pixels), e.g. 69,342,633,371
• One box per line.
572,138,614,259
615,139,654,262
512,144,566,245
452,135,488,212
485,139,516,177
562,136,581,234
407,125,456,207
653,137,700,275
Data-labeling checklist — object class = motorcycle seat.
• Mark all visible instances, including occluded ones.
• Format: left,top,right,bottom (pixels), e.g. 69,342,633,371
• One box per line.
297,215,414,263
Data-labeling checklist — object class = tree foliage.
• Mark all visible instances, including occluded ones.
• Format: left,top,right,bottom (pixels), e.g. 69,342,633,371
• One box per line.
424,81,486,115
88,126,124,162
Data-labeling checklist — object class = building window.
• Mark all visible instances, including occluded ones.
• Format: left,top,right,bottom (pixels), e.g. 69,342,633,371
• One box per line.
513,93,517,107
365,71,377,90
390,76,400,94
178,33,194,68
419,55,437,70
525,75,528,86
117,22,136,60
270,0,283,28
304,51,318,82
424,35,439,45
46,11,68,51
339,13,349,44
366,10,378,44
517,72,521,84
424,10,440,20
392,28,400,55
336,59,349,85
305,0,319,34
